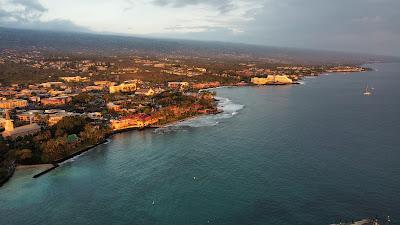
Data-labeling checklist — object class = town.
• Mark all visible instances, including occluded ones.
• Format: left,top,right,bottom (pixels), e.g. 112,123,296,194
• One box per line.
0,49,369,185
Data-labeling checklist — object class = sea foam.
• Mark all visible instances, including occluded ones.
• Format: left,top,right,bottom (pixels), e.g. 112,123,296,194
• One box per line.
154,96,244,133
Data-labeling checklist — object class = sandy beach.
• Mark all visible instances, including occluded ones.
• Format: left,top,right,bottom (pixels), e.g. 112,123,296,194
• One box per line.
16,164,54,171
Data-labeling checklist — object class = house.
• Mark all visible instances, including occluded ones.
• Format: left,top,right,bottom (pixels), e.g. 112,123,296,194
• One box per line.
47,112,79,126
135,88,155,96
60,76,90,82
168,82,189,90
107,102,122,112
87,112,103,120
83,86,104,92
0,99,28,109
16,110,44,123
192,82,220,89
39,82,64,88
94,81,115,86
41,96,72,106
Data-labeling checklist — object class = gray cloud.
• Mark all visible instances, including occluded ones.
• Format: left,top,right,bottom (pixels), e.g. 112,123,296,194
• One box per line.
11,0,47,13
0,0,46,22
152,0,237,14
201,0,400,56
0,0,89,32
1,0,399,56
153,0,400,56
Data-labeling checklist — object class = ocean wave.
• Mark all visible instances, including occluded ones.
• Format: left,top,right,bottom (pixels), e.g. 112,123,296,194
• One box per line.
297,81,305,85
154,96,244,134
58,153,84,165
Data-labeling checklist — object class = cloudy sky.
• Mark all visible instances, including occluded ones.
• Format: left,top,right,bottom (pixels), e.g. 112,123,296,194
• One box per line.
1,0,400,56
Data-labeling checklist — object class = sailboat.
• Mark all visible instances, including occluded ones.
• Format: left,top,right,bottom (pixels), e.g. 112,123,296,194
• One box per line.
363,85,372,96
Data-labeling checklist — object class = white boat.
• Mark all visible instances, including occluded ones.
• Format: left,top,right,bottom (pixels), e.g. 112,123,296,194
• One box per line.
364,85,372,96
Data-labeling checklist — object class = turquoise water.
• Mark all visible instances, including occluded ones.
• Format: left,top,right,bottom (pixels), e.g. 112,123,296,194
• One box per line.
1,63,400,225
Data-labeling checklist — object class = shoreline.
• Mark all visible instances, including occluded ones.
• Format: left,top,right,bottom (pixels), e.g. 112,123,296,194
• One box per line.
32,139,108,179
30,111,217,179
4,68,370,184
16,164,53,170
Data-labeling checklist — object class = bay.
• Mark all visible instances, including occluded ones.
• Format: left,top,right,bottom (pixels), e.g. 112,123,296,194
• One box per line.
1,63,399,225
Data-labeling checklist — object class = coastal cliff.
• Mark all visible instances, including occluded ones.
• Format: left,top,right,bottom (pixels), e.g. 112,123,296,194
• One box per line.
0,150,16,187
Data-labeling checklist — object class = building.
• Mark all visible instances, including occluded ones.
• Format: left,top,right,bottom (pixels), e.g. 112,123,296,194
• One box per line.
40,82,64,88
153,63,166,68
29,96,41,102
0,99,28,109
251,75,293,85
1,111,41,140
94,81,115,86
168,82,189,90
107,102,122,112
17,110,44,123
87,112,103,120
192,82,220,89
47,112,80,126
44,109,66,114
41,96,72,106
135,88,155,96
109,80,138,94
60,76,90,82
83,86,104,92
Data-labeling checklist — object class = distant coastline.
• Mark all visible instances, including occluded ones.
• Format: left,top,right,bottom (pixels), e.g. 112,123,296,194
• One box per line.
0,58,370,187
25,68,370,180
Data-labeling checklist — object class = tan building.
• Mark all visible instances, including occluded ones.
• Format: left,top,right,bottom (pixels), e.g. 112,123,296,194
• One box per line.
41,96,72,106
107,102,122,112
1,111,41,139
135,88,155,96
168,82,189,90
251,75,293,85
94,81,115,86
40,82,64,88
83,86,104,92
0,99,28,109
192,82,220,89
109,81,138,94
60,76,90,82
17,110,44,123
47,112,80,126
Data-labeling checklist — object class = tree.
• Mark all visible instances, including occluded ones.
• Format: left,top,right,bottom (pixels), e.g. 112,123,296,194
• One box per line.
15,149,32,161
40,136,69,162
54,116,88,135
80,125,104,145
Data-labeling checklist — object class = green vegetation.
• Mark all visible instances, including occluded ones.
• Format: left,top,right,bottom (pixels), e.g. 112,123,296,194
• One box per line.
7,116,109,164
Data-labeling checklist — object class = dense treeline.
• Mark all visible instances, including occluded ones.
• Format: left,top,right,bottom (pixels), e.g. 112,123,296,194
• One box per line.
6,116,109,164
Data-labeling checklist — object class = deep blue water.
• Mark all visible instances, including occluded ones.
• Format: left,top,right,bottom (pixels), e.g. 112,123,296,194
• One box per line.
1,63,400,225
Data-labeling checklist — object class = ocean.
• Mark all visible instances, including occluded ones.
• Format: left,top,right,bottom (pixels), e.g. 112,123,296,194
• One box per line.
1,63,399,225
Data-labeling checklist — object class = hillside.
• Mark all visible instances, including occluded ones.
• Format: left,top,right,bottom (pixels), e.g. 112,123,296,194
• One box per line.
1,27,398,65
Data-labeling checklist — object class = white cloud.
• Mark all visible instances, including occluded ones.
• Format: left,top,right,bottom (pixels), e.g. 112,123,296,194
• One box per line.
38,0,265,35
